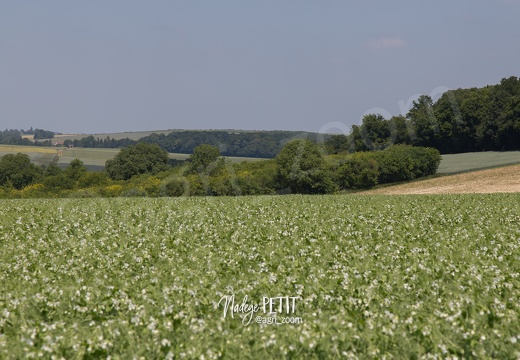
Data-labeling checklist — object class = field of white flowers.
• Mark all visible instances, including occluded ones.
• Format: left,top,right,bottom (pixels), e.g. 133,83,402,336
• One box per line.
1,194,519,359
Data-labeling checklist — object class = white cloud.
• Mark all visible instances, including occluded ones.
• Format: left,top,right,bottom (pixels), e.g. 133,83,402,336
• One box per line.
369,37,406,50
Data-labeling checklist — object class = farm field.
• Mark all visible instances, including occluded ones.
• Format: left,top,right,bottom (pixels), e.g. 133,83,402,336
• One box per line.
56,148,122,171
57,148,262,170
0,144,262,171
51,130,176,142
438,151,520,174
1,195,519,358
361,164,520,195
0,145,57,167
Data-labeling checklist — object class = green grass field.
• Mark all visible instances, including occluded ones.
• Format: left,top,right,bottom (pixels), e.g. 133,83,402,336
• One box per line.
0,145,57,167
438,151,520,174
0,144,262,171
1,194,519,358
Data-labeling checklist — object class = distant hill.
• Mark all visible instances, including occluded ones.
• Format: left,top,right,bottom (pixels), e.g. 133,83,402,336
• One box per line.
138,130,323,158
54,129,325,158
4,75,519,158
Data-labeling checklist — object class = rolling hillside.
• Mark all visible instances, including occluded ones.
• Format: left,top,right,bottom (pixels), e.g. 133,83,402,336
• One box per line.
360,164,520,194
438,151,520,174
0,144,263,171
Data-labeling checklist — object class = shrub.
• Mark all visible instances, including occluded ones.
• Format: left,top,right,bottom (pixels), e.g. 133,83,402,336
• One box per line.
20,183,46,198
105,143,169,180
78,172,109,188
235,160,279,195
0,153,43,190
67,189,99,198
100,184,123,197
335,153,379,189
43,174,76,191
190,144,221,173
121,188,148,197
368,145,441,184
164,178,190,197
276,139,337,194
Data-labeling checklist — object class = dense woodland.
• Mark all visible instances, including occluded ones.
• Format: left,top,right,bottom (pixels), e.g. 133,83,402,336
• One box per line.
2,76,519,156
325,76,520,154
64,130,321,158
137,130,323,158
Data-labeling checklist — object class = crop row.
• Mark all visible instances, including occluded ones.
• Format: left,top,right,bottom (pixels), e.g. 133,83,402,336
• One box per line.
1,194,519,358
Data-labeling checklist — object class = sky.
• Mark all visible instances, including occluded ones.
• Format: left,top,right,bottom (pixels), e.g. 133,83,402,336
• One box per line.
1,0,519,135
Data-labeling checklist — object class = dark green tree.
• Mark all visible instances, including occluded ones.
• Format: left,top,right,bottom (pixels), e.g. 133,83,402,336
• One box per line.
349,125,370,152
33,129,55,140
190,144,221,172
335,153,379,189
105,143,169,180
324,134,350,155
360,114,391,150
43,174,75,191
65,159,87,181
407,95,438,148
388,115,412,145
0,153,43,190
44,163,63,177
368,145,441,183
276,139,336,194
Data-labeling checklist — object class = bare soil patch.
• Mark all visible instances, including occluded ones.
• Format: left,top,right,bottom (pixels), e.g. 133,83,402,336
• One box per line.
359,164,520,194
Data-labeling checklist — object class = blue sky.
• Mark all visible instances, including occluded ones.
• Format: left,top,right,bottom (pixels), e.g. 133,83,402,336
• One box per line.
1,0,519,134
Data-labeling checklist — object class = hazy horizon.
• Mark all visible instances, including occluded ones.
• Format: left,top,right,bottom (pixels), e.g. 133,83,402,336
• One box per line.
1,1,519,135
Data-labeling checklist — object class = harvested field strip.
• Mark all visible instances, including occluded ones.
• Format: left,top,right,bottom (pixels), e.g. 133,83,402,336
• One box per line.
0,145,56,154
360,164,520,194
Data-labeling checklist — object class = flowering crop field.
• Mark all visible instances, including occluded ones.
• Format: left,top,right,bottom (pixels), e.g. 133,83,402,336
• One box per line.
1,194,519,359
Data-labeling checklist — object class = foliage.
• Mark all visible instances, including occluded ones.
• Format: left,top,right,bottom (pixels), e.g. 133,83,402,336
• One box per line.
41,159,89,192
189,144,221,172
0,153,43,189
64,159,87,181
164,178,189,197
359,114,392,150
333,152,379,189
65,135,136,149
234,159,279,195
105,143,170,180
1,143,443,198
368,145,441,183
139,130,324,158
323,134,350,155
44,163,63,177
276,139,337,194
43,173,76,191
77,171,109,188
1,195,520,358
99,184,123,197
33,129,55,140
323,76,520,155
0,129,33,146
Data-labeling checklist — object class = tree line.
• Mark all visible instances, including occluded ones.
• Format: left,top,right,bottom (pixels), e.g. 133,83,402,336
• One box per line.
2,76,518,156
62,131,324,158
0,141,440,198
0,128,55,146
325,76,520,154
